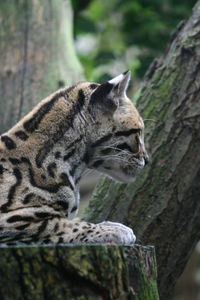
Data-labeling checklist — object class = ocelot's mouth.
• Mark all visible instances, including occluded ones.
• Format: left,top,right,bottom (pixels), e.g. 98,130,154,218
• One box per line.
121,158,145,175
132,157,145,168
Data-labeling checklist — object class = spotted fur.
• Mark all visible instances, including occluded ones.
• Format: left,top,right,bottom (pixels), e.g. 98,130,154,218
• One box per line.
0,71,148,245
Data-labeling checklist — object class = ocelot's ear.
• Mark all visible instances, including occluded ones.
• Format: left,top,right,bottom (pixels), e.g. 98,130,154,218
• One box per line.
90,70,131,113
109,70,131,97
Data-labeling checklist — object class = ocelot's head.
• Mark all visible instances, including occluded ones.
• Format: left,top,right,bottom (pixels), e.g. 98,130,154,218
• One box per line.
85,71,149,183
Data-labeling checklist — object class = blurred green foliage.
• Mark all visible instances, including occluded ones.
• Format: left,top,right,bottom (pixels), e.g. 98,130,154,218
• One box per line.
71,0,196,82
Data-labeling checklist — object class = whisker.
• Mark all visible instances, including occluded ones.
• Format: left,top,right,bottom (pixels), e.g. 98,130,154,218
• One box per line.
98,141,122,148
143,118,157,123
82,168,95,176
98,145,130,154
98,146,140,157
92,155,131,164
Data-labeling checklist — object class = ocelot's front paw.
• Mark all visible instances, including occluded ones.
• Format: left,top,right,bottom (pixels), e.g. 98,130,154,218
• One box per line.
97,221,136,244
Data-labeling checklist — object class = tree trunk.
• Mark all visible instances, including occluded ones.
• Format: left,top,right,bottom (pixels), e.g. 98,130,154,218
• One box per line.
0,245,159,300
0,0,84,134
84,1,200,299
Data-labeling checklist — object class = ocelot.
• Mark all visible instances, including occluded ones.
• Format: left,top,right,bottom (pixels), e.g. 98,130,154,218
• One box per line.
0,71,148,245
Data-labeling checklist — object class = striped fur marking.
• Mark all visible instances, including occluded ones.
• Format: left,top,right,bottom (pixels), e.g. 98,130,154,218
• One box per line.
35,94,86,168
36,220,49,236
91,134,113,147
56,200,69,211
1,135,16,150
66,136,83,151
0,168,22,212
115,129,141,136
20,157,32,165
47,162,57,178
28,167,74,192
82,151,90,164
7,168,22,201
35,212,52,219
7,215,35,223
23,193,35,204
9,158,21,165
77,89,85,112
16,224,30,230
60,173,74,191
63,148,76,161
92,160,103,168
15,130,29,141
0,165,4,175
55,152,61,159
71,206,77,213
54,223,59,232
23,91,67,132
69,164,79,177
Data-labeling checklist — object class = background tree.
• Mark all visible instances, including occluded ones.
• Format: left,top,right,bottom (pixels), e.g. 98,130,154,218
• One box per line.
0,0,83,134
84,1,200,299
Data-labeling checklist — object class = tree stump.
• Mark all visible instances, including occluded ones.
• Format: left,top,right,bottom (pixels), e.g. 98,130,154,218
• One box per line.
0,245,159,300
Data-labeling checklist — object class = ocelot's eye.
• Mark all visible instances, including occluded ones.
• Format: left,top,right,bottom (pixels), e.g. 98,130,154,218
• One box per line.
134,128,142,134
116,143,133,153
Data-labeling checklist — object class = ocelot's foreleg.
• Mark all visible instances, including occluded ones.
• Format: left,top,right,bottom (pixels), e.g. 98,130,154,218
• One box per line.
0,209,136,245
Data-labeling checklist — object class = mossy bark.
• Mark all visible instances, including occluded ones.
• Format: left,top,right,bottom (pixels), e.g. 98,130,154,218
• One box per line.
0,245,158,300
84,1,200,299
0,0,84,134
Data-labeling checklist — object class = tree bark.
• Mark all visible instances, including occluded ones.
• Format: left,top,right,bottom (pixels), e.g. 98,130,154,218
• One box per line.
0,0,84,134
84,1,200,299
0,245,158,300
